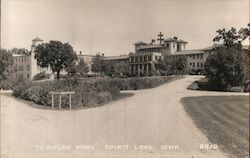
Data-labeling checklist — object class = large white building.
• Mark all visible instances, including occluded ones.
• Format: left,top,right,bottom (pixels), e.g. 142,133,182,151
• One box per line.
12,37,53,80
129,32,188,76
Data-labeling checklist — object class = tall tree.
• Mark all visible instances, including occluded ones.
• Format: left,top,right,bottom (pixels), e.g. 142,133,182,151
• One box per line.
77,59,89,76
35,41,77,80
0,49,13,81
91,53,104,73
205,24,249,90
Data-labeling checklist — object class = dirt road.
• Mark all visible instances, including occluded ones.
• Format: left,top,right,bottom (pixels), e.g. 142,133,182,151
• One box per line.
1,75,248,158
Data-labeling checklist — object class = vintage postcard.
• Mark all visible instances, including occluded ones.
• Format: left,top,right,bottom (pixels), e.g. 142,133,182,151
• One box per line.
0,0,249,158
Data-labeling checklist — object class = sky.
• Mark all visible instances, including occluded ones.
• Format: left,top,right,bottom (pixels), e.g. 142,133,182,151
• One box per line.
1,0,249,56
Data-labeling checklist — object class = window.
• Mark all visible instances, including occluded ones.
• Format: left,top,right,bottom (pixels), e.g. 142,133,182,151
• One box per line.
148,56,152,61
201,54,203,59
27,74,29,78
27,65,30,71
177,44,181,51
193,55,195,59
144,64,147,70
197,62,200,67
140,64,142,69
190,63,192,66
193,63,195,67
139,56,142,62
135,65,138,70
201,63,203,68
131,57,134,62
155,56,158,61
144,56,147,61
135,57,138,62
19,65,23,71
148,63,151,70
197,55,199,59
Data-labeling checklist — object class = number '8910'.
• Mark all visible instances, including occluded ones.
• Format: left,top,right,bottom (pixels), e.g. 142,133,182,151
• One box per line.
200,144,218,150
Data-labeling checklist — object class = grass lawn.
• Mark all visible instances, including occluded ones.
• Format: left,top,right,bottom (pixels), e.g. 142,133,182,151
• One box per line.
181,96,249,158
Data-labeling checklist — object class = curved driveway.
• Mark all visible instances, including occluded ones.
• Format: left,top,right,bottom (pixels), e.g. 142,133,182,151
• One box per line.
1,75,248,158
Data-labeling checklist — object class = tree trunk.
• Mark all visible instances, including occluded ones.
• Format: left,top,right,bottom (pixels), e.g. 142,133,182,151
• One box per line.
56,70,60,80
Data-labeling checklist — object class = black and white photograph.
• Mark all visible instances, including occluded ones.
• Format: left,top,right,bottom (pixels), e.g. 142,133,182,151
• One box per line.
0,0,249,158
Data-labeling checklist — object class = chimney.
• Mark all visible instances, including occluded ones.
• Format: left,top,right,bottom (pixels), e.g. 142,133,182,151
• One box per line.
151,39,155,44
80,51,82,55
174,36,178,40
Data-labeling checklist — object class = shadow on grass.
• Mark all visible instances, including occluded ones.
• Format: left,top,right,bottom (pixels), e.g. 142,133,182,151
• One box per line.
181,96,249,158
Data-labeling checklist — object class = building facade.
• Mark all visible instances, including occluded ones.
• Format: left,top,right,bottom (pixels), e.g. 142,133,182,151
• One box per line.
77,51,94,74
103,55,129,76
12,37,53,80
130,32,188,76
129,52,162,76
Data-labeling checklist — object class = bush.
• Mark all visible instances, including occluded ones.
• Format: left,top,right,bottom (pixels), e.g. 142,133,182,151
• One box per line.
205,47,245,90
33,72,49,81
12,75,182,109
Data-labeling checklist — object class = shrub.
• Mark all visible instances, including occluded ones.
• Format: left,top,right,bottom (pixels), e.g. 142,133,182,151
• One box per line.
229,86,244,92
12,75,181,109
33,72,50,80
205,47,245,90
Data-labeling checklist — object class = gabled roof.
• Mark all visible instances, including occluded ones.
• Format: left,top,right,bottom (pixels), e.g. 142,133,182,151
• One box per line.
177,39,188,43
137,44,164,49
32,37,43,41
134,41,147,45
164,38,188,43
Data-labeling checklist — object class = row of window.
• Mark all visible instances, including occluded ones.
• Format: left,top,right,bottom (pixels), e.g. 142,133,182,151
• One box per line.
189,54,203,59
130,63,152,71
139,49,161,53
15,73,29,79
130,55,162,62
190,62,203,68
14,65,30,71
15,57,29,63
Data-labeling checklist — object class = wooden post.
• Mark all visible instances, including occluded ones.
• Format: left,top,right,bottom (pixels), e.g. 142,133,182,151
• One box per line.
69,94,72,110
59,94,62,110
52,94,54,109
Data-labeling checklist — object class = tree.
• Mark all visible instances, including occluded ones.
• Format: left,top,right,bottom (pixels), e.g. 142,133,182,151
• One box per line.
205,24,249,90
91,53,104,73
205,47,244,89
158,55,188,75
35,41,77,80
0,49,13,81
65,61,78,76
77,59,89,76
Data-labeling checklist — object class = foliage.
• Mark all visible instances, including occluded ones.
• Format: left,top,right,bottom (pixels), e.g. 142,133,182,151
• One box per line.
91,53,104,73
238,23,250,41
35,41,77,80
12,75,182,108
205,25,249,90
33,72,50,80
110,75,181,90
158,55,188,75
65,61,78,76
0,49,13,81
205,47,244,89
77,59,89,76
